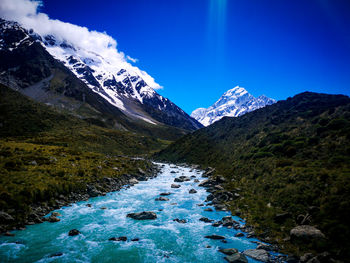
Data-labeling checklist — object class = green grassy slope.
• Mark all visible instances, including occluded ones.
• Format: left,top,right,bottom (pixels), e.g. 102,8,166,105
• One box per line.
155,92,350,259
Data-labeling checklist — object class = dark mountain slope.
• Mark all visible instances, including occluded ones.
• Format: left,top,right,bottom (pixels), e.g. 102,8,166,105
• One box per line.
156,92,350,259
0,83,166,155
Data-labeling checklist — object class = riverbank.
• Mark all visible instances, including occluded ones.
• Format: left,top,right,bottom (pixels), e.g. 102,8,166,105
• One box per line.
0,141,159,234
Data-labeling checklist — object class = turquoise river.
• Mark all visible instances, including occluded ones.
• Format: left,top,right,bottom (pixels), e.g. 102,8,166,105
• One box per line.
0,163,284,262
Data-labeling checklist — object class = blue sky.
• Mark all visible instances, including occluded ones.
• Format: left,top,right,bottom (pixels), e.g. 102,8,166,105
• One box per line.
41,0,350,114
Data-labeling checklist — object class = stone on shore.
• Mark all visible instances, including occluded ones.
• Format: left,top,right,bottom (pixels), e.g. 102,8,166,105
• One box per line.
290,225,325,243
224,253,248,263
127,211,157,220
243,249,270,262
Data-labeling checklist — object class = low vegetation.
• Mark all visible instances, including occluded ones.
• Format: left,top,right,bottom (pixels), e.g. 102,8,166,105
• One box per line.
0,84,164,228
156,92,350,260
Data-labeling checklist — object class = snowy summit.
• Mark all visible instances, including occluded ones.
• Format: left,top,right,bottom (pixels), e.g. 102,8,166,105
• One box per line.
191,86,276,126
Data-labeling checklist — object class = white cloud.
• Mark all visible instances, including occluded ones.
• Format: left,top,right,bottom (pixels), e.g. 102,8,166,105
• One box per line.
126,55,138,63
0,0,162,89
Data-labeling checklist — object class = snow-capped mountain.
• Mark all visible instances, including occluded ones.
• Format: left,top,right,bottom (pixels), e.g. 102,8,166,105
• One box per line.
191,86,276,126
0,19,202,131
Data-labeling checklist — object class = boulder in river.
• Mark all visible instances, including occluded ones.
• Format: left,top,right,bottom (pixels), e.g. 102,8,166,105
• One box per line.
68,229,81,236
290,225,325,243
109,236,127,241
243,249,270,262
173,218,187,224
171,184,181,188
127,211,157,220
155,197,169,201
199,217,214,223
204,234,225,240
212,221,222,227
189,189,197,194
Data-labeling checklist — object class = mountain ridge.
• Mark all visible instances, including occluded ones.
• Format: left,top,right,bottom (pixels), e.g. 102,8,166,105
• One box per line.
0,18,202,134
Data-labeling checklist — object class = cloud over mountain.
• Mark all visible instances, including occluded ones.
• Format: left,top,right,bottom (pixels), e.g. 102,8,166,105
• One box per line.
0,0,162,90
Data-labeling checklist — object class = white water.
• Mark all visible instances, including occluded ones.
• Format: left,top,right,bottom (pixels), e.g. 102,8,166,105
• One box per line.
0,163,281,262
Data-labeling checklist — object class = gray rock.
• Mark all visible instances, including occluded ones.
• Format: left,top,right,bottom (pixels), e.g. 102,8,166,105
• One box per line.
129,178,139,185
127,211,157,220
219,248,238,255
290,225,325,243
243,249,270,262
224,253,248,263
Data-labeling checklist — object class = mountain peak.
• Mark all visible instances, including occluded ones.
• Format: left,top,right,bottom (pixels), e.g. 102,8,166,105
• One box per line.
191,86,276,126
222,86,248,97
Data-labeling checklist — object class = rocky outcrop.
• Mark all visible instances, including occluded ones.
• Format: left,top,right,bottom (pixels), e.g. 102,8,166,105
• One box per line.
127,211,157,220
290,225,325,243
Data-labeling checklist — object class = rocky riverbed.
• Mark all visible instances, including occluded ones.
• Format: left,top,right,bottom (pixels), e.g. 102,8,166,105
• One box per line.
0,163,286,262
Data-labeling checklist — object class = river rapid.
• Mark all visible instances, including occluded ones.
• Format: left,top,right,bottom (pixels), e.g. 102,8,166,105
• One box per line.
0,163,281,263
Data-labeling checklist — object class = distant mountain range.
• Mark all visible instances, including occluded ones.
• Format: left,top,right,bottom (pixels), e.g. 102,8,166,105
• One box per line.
191,86,276,126
0,18,202,136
